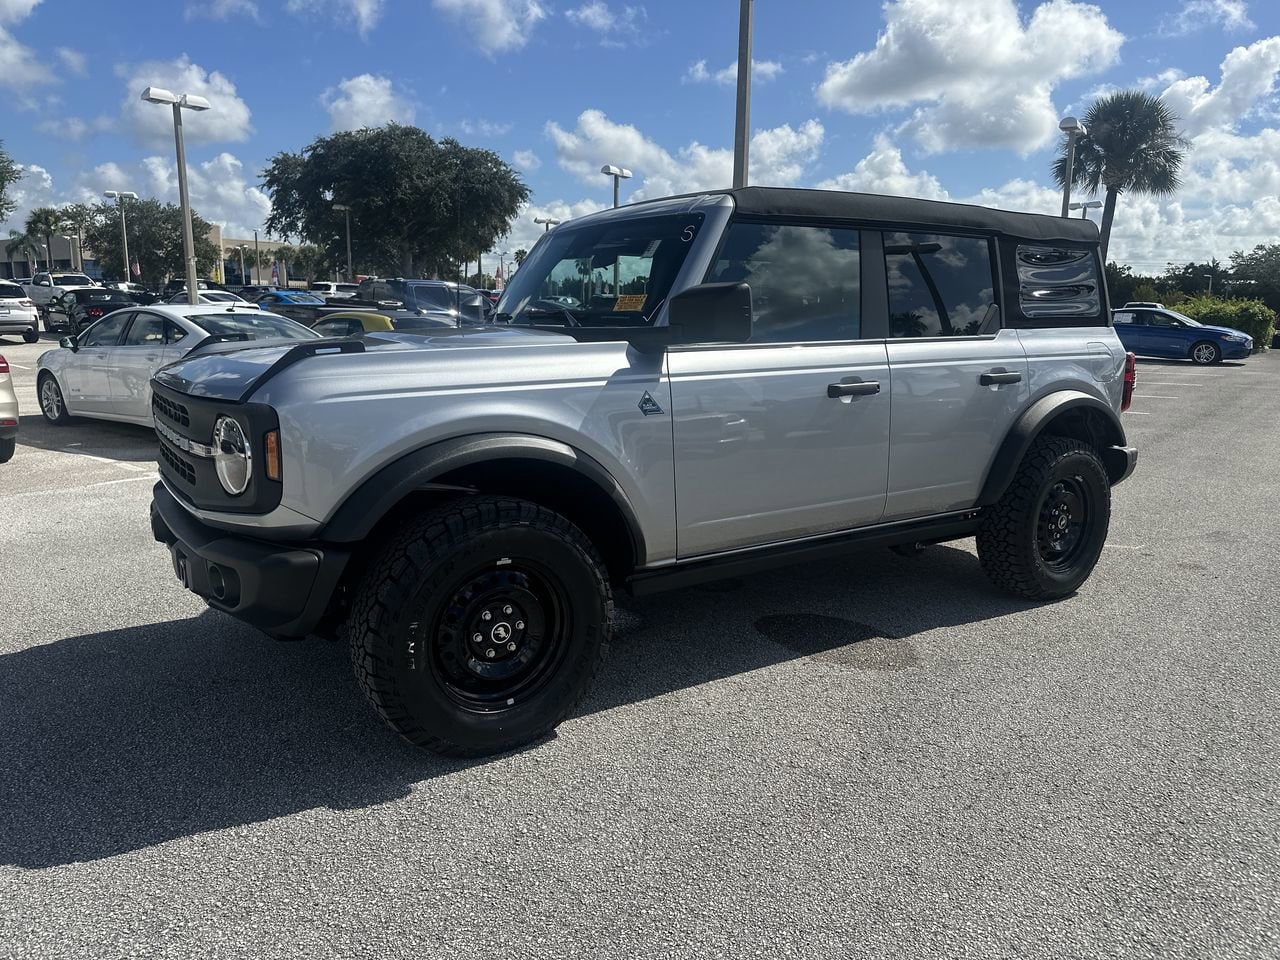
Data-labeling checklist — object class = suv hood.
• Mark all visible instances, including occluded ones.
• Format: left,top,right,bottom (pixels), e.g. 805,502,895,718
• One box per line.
153,326,577,402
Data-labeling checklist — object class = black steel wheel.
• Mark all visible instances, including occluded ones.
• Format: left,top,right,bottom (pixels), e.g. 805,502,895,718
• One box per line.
349,496,612,756
977,436,1111,599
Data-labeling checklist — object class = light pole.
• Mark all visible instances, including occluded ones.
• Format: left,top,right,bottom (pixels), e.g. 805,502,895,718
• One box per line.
332,203,354,281
103,190,138,283
1058,116,1087,218
1204,274,1214,296
237,244,248,285
1069,200,1103,219
499,250,509,290
601,165,632,294
141,87,210,305
534,216,561,232
732,0,753,188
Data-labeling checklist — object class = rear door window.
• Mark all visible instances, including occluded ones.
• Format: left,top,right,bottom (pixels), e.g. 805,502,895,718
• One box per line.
123,313,165,346
883,232,997,338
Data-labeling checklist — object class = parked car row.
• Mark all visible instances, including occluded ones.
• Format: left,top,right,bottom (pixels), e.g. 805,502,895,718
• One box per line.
1110,302,1254,364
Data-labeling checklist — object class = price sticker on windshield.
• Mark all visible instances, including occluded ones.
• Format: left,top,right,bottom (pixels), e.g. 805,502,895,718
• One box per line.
614,295,647,312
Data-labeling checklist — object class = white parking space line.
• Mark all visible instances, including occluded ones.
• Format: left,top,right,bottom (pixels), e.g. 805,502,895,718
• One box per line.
1126,411,1152,415
1132,394,1180,399
1140,381,1205,387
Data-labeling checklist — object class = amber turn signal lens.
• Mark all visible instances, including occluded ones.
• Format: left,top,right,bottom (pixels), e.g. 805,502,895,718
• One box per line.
264,430,281,481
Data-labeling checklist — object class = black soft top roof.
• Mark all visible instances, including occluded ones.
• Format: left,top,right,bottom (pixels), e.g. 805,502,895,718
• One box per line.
652,186,1099,244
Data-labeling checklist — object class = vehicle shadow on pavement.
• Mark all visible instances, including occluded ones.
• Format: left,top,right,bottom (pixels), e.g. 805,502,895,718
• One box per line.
0,544,1031,868
1135,358,1247,368
15,413,157,463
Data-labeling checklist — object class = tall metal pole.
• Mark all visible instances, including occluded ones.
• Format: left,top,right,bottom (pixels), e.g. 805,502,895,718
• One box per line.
254,230,260,286
611,174,621,294
118,197,131,282
172,103,199,305
732,0,753,189
238,246,246,284
1060,129,1079,218
344,207,353,281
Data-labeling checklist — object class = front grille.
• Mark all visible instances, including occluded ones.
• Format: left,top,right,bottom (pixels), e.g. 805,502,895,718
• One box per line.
158,441,196,485
152,393,190,428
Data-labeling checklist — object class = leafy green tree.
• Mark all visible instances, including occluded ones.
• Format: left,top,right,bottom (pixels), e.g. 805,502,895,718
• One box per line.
1054,91,1188,261
263,124,529,278
25,206,63,270
1229,243,1280,311
277,243,325,283
1162,259,1231,298
0,141,19,225
83,199,218,284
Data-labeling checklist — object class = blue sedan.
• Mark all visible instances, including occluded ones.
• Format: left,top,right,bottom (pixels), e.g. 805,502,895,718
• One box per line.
1111,306,1253,365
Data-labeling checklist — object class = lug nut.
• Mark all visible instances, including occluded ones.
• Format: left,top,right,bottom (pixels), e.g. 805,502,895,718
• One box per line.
481,611,492,621
503,605,513,615
472,633,483,643
485,649,496,659
515,620,525,630
507,642,516,651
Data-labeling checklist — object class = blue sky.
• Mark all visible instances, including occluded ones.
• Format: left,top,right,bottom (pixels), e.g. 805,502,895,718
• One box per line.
2,0,1278,268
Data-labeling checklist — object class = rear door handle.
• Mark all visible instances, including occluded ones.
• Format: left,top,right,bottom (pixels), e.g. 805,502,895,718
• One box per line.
827,380,881,398
980,371,1023,385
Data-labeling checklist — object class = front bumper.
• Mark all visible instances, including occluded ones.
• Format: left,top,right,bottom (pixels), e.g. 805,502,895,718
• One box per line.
150,482,348,637
1104,444,1138,486
1222,339,1253,360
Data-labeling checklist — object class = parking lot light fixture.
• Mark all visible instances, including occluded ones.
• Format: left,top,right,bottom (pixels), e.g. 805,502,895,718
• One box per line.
1058,116,1087,218
141,87,211,304
600,164,632,209
103,190,138,282
1069,200,1103,219
332,204,354,281
534,216,561,232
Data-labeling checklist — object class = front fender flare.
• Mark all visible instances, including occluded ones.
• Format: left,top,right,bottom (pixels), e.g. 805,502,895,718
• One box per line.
977,391,1131,507
320,433,646,561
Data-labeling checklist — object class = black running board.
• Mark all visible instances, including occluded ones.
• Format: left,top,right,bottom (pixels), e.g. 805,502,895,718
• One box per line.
626,511,983,597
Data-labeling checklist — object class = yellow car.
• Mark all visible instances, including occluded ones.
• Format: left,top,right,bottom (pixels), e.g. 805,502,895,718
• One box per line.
310,310,457,337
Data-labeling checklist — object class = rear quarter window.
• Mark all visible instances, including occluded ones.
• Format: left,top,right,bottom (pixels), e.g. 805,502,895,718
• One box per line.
1014,245,1103,323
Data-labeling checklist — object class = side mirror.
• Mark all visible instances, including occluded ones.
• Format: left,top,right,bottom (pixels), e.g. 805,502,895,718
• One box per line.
667,282,752,345
59,335,78,351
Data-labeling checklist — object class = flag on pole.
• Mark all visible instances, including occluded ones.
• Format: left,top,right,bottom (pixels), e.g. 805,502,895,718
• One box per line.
130,256,140,278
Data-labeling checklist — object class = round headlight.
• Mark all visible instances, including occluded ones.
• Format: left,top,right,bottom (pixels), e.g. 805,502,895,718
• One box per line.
213,416,252,496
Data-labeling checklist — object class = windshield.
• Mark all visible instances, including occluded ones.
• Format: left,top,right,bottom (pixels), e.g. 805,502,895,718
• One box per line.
55,274,92,285
497,213,705,327
188,312,319,340
285,292,324,303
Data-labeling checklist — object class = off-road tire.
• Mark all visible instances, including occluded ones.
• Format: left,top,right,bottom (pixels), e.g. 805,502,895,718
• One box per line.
348,496,613,756
977,436,1110,600
0,437,14,463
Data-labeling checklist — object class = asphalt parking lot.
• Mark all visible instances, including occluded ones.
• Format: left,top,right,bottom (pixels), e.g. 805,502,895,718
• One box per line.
1,333,1277,959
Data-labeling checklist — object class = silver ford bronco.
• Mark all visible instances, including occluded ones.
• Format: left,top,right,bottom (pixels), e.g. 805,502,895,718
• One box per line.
150,187,1137,755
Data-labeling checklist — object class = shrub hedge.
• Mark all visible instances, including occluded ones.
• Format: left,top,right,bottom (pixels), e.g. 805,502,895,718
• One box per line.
1176,296,1276,350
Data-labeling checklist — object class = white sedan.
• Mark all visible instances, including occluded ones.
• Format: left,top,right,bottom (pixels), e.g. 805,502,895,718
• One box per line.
165,290,258,307
36,303,318,427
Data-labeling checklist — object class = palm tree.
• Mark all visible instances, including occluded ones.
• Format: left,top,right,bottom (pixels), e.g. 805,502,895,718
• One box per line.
58,203,94,272
25,206,63,271
1053,91,1188,262
7,229,40,276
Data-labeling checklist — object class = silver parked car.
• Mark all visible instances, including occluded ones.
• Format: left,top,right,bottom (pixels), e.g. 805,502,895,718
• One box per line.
149,186,1137,756
36,304,317,427
0,281,40,342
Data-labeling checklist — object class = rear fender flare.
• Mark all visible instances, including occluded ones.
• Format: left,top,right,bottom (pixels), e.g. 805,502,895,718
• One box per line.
978,391,1129,506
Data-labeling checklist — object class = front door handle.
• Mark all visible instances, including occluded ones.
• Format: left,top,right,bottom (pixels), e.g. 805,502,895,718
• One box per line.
828,380,881,398
980,370,1023,385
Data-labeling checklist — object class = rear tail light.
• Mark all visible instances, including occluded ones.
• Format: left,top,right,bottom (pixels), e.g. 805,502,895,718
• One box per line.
18,298,34,307
87,307,105,318
264,430,282,481
1121,351,1136,412
0,355,8,374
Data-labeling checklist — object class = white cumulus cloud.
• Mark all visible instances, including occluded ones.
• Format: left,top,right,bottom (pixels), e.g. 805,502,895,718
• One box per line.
512,149,541,170
1160,0,1254,37
186,0,260,20
817,0,1123,155
54,47,86,75
685,58,783,86
433,0,547,55
117,56,253,146
286,0,383,35
565,2,647,45
321,74,415,131
1160,36,1280,136
0,0,52,95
